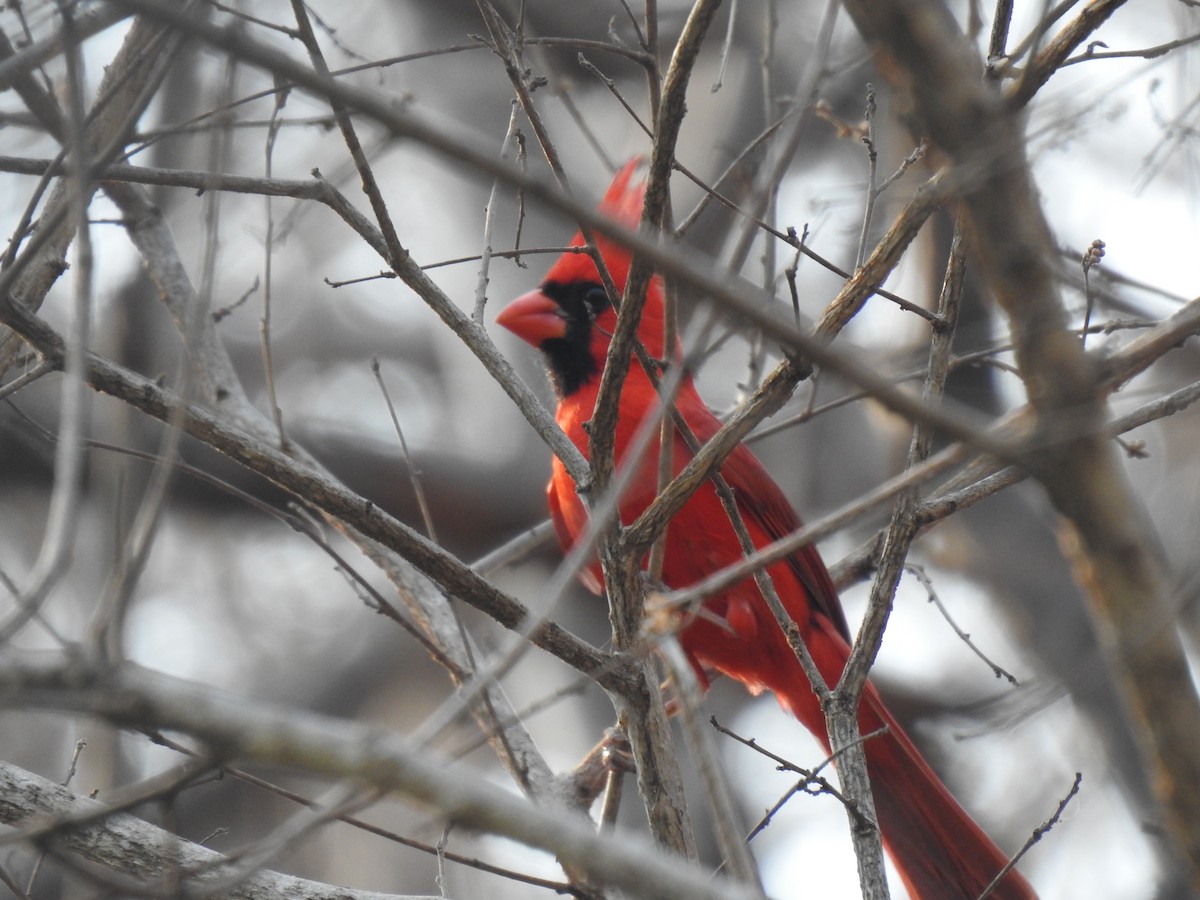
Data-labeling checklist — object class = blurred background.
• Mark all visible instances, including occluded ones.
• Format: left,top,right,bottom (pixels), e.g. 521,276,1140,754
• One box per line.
1,1,1199,897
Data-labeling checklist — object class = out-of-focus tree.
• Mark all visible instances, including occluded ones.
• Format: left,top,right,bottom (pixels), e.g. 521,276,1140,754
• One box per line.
0,1,1198,898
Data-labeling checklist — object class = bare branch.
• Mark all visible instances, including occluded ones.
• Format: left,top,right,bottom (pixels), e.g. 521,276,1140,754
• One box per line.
842,2,1200,882
0,759,433,900
0,659,763,900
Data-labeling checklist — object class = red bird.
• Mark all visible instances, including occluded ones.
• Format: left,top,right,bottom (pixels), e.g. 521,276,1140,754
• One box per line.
496,162,1036,900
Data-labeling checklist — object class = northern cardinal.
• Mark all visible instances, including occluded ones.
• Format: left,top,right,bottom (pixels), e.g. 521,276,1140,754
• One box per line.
496,161,1036,900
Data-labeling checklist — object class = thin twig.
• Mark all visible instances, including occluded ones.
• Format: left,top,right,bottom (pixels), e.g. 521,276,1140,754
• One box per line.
259,65,289,452
473,101,524,324
18,0,96,627
1062,30,1200,65
906,563,1020,684
371,358,438,543
854,84,879,270
709,716,871,827
469,520,556,575
0,359,54,401
978,772,1082,899
660,638,762,891
710,0,737,93
1080,238,1105,346
577,53,654,137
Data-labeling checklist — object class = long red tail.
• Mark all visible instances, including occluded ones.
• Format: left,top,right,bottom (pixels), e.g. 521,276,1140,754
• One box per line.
845,671,1035,898
691,606,1038,899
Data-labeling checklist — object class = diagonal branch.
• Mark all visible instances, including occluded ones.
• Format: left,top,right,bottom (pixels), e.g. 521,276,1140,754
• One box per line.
0,291,622,694
0,760,428,900
0,659,762,900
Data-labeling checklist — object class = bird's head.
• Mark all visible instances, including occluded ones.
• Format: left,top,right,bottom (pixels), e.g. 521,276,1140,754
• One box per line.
496,160,665,398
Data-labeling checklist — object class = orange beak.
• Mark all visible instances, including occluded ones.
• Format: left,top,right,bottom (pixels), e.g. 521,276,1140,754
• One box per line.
495,289,567,347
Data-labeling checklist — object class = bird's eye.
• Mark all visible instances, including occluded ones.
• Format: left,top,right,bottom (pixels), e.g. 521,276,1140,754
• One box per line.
584,285,610,313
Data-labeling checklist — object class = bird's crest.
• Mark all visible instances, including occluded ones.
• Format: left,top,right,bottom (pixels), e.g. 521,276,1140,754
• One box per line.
544,159,667,357
545,158,650,296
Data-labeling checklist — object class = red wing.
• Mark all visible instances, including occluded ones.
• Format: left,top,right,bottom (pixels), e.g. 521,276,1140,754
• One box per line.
547,476,603,595
676,395,850,641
